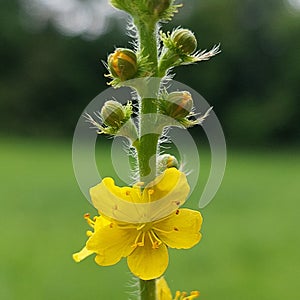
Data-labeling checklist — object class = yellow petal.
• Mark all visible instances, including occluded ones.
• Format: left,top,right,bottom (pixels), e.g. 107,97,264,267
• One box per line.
92,178,141,203
89,169,190,223
72,246,94,262
127,235,169,280
156,277,172,300
143,168,189,203
90,178,145,222
104,177,141,203
93,215,111,230
87,221,136,266
154,209,202,249
141,168,190,222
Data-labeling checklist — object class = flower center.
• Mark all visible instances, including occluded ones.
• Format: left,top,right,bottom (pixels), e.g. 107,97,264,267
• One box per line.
132,222,163,249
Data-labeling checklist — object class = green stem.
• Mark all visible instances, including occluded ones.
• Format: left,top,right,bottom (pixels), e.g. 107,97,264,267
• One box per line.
134,17,160,300
139,279,156,300
134,18,160,183
135,18,158,76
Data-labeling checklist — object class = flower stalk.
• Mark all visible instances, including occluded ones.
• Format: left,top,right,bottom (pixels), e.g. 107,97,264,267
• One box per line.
134,11,160,300
73,1,220,299
140,278,156,300
132,12,161,185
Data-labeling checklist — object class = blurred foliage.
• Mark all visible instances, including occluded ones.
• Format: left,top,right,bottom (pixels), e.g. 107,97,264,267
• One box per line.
0,0,299,146
1,138,300,299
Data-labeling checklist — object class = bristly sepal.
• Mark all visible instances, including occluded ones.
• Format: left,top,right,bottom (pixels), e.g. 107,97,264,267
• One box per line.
110,0,181,23
158,90,213,129
158,28,221,76
84,100,138,142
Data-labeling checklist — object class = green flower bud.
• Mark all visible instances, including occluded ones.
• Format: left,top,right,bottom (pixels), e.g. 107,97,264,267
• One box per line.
108,48,138,81
149,0,172,17
171,28,197,55
158,154,179,173
100,100,125,128
163,91,194,119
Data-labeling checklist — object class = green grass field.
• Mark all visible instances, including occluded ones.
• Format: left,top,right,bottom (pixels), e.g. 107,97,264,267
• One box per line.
0,138,299,299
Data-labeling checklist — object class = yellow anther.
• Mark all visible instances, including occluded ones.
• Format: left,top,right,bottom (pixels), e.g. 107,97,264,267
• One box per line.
148,230,162,249
188,291,200,299
139,232,145,246
132,231,144,248
153,241,160,249
147,189,155,203
181,292,188,298
175,291,181,300
86,230,93,237
148,189,154,195
174,290,200,300
84,213,95,228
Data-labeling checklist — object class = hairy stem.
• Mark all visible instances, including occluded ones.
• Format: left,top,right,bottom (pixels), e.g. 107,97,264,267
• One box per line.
139,279,156,300
134,17,160,300
135,18,160,183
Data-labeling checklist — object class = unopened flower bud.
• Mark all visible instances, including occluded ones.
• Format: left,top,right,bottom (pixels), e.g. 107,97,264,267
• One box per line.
171,28,197,55
164,91,193,119
158,154,179,172
100,100,125,128
108,48,138,81
149,0,171,17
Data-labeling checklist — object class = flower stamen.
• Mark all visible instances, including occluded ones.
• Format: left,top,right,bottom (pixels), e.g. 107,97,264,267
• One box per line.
84,213,95,228
174,290,200,300
137,232,145,247
147,188,154,203
132,231,145,247
86,230,93,237
137,223,146,231
148,230,162,249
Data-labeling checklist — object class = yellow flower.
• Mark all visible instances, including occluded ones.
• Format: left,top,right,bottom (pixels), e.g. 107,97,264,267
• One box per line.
156,277,200,300
73,168,203,280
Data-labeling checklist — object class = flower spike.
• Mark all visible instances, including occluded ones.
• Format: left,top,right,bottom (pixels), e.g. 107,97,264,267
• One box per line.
73,0,221,297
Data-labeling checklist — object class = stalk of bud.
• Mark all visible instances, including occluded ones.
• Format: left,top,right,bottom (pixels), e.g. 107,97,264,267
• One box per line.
91,100,138,141
158,28,198,76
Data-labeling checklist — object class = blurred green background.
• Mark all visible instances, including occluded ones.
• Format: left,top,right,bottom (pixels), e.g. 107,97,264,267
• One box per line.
1,0,300,299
